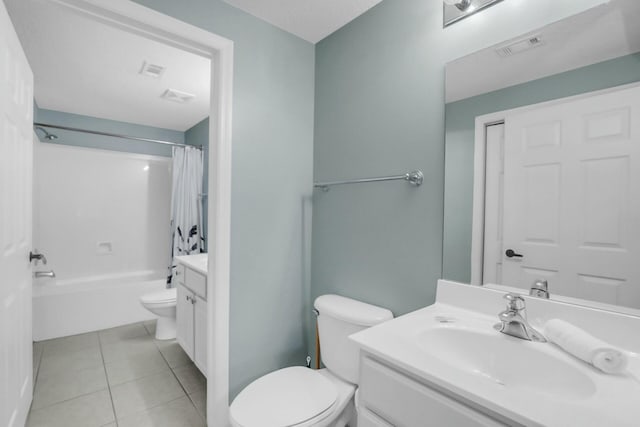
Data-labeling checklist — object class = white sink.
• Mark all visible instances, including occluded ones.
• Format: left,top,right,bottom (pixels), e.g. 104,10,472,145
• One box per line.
349,281,640,427
416,326,597,399
175,253,208,275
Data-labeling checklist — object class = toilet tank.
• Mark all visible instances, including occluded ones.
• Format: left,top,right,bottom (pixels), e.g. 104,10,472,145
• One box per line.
314,295,393,384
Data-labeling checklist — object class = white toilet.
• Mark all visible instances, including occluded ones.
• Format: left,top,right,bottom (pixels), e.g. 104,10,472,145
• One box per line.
139,287,177,340
230,294,393,427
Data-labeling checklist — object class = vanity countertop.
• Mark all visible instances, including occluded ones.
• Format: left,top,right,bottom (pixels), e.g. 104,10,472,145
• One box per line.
350,280,640,427
175,253,208,276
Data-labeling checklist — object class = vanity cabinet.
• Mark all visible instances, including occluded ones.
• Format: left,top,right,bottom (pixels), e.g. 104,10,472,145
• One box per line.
358,354,509,427
175,263,207,376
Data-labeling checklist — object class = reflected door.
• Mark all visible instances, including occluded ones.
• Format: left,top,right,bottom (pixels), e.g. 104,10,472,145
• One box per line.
0,2,34,425
498,85,640,308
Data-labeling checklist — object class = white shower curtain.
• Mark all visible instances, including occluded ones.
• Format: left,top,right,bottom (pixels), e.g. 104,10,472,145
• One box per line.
168,146,204,284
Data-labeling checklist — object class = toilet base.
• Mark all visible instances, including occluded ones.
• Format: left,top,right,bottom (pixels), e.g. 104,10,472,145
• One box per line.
155,316,176,340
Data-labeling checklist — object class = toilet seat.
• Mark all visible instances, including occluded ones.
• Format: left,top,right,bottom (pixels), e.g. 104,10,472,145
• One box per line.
230,367,339,427
140,287,177,306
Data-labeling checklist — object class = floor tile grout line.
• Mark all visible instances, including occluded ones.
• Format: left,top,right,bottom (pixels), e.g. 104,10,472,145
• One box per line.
33,342,45,392
185,390,207,423
114,394,193,424
28,387,111,412
29,322,202,425
98,332,119,427
152,333,206,422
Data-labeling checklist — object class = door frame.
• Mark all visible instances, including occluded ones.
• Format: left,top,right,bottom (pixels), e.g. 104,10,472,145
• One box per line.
49,0,233,424
470,81,640,287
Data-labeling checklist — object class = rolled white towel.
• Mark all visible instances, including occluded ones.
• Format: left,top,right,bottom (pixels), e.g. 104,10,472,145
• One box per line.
544,319,628,374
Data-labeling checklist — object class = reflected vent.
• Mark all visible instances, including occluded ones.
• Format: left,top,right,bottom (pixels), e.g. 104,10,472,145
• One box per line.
496,35,544,57
161,89,196,104
139,61,165,78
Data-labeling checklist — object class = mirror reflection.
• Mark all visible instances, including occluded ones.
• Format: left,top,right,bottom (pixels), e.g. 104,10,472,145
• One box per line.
443,1,640,311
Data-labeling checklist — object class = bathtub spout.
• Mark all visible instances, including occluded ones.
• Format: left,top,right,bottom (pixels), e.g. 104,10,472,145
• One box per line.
34,270,56,278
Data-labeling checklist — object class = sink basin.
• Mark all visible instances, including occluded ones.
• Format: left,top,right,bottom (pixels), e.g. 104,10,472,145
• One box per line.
175,253,208,275
417,326,597,399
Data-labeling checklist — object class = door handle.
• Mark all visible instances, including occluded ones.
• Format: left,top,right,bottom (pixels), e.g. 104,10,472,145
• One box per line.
505,249,524,259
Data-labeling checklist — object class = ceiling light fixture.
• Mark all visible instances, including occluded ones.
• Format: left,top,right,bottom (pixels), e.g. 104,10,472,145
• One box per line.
444,0,472,12
444,0,503,27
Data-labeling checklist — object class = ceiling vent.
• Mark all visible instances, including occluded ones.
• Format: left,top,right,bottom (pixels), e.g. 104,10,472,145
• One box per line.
161,89,196,104
495,35,544,58
140,61,166,78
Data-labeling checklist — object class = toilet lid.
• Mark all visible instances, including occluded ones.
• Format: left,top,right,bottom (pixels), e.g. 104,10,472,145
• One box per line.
140,287,177,304
230,367,337,427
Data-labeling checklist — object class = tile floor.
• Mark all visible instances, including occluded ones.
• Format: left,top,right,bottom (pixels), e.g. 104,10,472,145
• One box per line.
29,320,206,427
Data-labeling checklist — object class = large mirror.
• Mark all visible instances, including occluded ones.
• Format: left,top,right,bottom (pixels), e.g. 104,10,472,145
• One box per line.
443,0,640,312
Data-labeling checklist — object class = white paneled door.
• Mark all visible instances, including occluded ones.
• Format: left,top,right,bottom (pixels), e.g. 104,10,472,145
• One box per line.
0,2,34,426
499,85,640,308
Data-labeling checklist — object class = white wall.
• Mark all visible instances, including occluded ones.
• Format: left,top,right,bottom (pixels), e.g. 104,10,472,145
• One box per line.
34,142,172,282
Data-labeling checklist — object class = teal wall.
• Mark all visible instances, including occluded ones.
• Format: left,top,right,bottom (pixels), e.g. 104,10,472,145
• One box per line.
185,117,210,251
132,0,315,399
442,53,640,283
35,107,183,157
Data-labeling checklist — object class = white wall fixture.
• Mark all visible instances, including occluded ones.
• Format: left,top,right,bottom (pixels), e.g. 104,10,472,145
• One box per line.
444,0,504,27
34,142,172,282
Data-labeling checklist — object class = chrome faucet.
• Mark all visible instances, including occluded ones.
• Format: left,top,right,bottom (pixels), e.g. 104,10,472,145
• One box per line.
529,279,549,299
494,293,546,342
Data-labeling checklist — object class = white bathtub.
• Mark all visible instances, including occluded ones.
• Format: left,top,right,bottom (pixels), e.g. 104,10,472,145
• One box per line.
33,270,167,341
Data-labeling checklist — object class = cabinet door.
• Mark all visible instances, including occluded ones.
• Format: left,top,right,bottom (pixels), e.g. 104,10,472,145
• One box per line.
176,284,194,359
194,295,207,376
360,356,507,427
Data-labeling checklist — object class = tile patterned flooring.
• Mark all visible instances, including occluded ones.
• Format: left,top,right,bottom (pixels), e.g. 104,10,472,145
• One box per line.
28,321,206,427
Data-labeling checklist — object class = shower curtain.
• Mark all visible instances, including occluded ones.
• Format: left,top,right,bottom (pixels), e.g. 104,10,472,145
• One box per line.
168,146,204,285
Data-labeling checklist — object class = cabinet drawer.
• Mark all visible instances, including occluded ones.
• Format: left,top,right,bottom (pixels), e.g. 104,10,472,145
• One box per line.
185,268,206,299
360,356,506,427
175,264,186,284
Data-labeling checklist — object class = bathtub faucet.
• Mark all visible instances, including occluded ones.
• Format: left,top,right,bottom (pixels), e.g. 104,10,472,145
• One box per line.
34,270,55,279
29,250,47,265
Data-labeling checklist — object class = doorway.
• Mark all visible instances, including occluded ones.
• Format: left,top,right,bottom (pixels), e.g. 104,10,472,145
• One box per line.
473,83,640,309
0,0,233,425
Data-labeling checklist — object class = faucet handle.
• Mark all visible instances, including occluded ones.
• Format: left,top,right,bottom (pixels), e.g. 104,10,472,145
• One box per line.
530,279,549,298
503,293,525,311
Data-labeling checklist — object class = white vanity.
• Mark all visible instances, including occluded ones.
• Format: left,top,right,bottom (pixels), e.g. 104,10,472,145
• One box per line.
175,254,208,376
350,280,640,427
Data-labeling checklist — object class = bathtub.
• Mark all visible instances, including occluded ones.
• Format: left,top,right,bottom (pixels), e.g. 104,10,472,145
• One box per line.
33,270,167,341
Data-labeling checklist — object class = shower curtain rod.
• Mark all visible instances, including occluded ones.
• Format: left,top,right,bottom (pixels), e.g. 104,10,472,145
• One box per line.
34,122,203,150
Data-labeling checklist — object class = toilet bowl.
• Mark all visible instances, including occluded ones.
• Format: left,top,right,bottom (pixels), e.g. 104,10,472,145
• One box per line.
139,287,177,340
230,295,393,427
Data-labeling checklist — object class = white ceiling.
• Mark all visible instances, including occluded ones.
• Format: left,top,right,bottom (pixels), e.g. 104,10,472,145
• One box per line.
223,0,383,43
446,0,640,103
5,0,210,131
